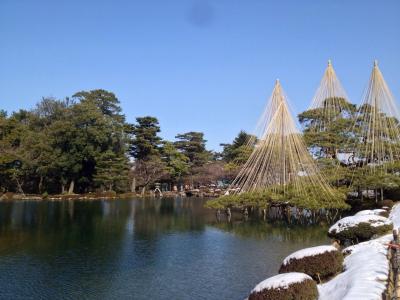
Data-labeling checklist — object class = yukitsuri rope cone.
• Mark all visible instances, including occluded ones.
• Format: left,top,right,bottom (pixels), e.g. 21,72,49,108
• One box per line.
227,80,343,209
298,60,356,161
306,60,353,131
349,61,400,174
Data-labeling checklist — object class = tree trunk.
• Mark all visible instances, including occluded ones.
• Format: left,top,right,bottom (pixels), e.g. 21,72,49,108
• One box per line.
38,176,44,194
141,186,146,196
361,186,363,202
131,178,136,193
15,178,25,196
381,187,384,202
61,183,65,194
68,180,75,194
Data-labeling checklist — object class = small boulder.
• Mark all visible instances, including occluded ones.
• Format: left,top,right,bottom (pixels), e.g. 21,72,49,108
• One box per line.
279,245,343,281
355,209,388,217
248,272,318,300
328,215,393,243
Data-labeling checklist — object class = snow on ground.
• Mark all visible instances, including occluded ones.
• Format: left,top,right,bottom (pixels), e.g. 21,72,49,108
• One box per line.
251,273,312,292
329,214,392,234
282,245,337,265
389,203,400,228
318,234,391,300
318,204,400,300
355,209,387,216
249,204,400,299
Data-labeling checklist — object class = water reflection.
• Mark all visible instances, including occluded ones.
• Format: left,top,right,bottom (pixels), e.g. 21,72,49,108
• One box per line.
0,198,329,300
212,220,328,242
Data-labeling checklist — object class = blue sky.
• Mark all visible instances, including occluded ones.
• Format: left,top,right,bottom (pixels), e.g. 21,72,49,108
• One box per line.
1,0,399,150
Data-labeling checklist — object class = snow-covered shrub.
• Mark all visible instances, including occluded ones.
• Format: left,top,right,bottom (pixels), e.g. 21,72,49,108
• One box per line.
354,209,388,217
328,215,393,243
248,272,318,300
318,235,391,300
279,245,343,281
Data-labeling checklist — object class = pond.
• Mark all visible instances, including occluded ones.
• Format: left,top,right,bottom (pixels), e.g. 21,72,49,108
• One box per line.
0,198,329,300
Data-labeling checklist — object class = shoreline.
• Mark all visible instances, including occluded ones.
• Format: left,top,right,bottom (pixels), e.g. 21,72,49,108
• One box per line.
247,202,399,299
0,191,222,201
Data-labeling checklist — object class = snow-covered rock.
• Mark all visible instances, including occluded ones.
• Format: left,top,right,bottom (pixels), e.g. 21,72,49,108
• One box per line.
249,272,318,300
355,209,387,216
318,234,391,300
328,214,393,242
282,245,337,265
329,215,392,234
280,245,343,281
251,272,311,292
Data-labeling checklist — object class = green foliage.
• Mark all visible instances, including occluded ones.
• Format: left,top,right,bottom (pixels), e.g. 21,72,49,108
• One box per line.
93,150,129,192
206,182,349,210
279,249,343,281
0,90,129,194
0,89,221,194
73,89,124,121
161,142,190,179
220,131,256,163
174,131,212,167
129,116,162,160
351,103,400,162
298,97,356,159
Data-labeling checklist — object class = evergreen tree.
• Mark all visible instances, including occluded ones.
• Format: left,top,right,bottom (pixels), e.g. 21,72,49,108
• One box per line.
161,141,190,180
298,97,356,159
0,91,130,194
174,132,211,167
94,150,129,191
220,130,255,166
130,116,162,160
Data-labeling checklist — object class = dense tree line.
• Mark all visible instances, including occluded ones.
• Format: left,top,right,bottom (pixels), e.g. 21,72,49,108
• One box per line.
4,89,395,203
0,89,247,195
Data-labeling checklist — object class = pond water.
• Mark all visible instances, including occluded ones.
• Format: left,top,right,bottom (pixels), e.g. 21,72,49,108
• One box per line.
0,198,329,300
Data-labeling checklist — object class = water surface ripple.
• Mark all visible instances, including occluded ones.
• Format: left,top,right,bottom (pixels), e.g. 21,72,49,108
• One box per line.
0,198,329,300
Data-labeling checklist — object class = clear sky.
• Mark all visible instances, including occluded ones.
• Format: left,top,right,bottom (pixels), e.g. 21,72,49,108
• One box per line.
1,0,399,151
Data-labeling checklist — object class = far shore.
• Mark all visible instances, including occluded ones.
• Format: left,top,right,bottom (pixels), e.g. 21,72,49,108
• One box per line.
0,190,223,202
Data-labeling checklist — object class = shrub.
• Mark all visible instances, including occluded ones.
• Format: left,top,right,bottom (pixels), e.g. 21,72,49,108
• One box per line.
279,245,343,281
248,273,318,300
354,209,388,217
205,185,349,211
0,192,15,200
328,215,393,243
378,199,394,209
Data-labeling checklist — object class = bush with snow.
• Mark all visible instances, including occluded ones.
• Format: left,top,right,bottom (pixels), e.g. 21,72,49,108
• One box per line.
318,235,391,300
328,214,393,243
248,272,318,300
354,209,388,217
279,245,343,281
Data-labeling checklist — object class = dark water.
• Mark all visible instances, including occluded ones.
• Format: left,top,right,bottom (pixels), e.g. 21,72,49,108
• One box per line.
0,198,329,300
